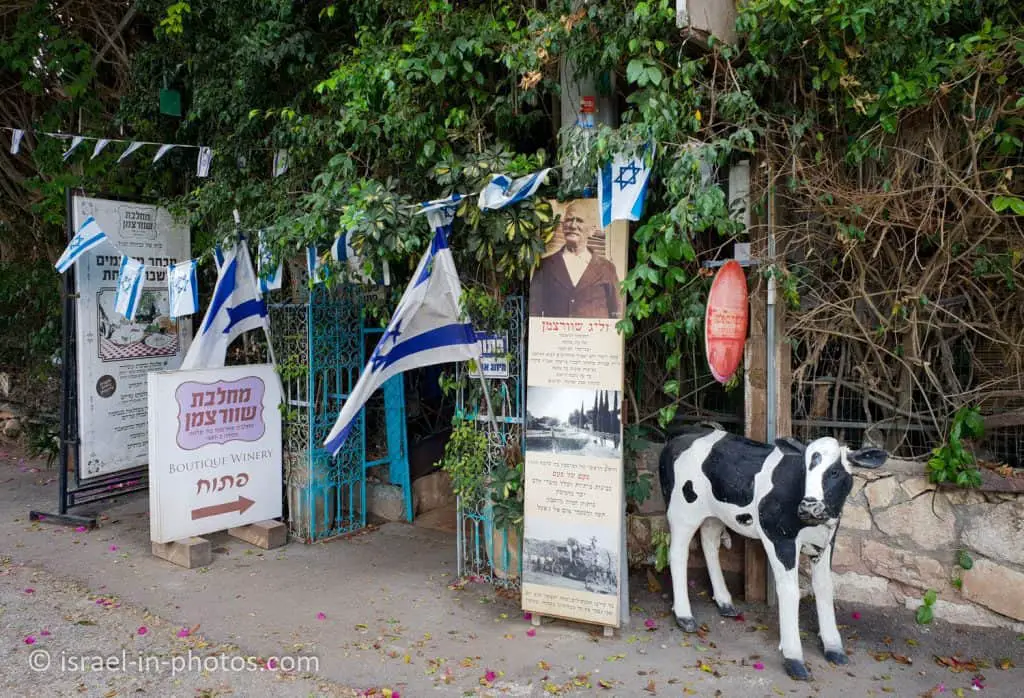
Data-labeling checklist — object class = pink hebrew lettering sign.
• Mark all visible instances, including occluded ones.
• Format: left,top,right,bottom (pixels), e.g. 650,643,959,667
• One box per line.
174,376,266,450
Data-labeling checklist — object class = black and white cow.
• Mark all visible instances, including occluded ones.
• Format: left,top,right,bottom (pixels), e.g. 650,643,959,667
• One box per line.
658,426,887,681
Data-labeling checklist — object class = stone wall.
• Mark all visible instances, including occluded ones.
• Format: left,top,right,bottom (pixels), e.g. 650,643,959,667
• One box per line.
833,458,1024,631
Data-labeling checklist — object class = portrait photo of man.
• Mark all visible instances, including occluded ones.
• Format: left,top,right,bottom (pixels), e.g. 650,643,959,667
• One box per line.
528,200,624,319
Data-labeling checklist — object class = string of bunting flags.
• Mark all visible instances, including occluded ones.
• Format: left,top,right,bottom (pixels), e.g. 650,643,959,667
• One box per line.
4,126,214,177
49,152,654,329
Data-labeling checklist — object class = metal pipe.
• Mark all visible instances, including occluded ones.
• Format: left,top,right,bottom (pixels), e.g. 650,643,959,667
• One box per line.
766,165,777,443
765,164,778,608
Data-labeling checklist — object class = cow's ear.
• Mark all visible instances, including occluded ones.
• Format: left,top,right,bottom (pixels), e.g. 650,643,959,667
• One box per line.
848,447,888,469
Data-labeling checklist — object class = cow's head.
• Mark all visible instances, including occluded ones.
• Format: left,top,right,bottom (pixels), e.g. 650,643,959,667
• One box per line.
797,437,888,525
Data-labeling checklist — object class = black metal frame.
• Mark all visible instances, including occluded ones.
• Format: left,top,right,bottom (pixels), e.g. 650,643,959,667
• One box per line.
30,188,150,528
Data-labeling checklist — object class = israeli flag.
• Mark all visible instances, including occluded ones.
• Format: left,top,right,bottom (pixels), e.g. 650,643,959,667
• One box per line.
168,260,199,318
257,230,282,293
478,168,551,210
55,217,108,273
418,194,464,233
332,230,391,286
179,239,269,370
598,146,655,229
113,256,146,321
306,246,328,285
323,225,481,456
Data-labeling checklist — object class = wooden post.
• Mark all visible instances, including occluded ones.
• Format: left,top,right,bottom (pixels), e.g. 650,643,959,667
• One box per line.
741,159,791,604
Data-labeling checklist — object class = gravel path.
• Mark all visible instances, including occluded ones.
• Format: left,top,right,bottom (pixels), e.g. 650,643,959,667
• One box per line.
0,558,360,698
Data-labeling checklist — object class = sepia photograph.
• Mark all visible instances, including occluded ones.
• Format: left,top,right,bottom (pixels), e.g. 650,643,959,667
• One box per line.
523,519,619,596
528,199,626,319
525,386,622,458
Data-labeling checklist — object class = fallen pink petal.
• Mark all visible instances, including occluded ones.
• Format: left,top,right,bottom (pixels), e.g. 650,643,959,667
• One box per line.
267,658,278,669
522,612,532,621
316,612,327,620
753,662,765,671
644,618,657,630
109,545,119,552
485,669,497,682
176,628,190,638
75,526,87,532
936,683,947,693
23,588,34,594
24,636,35,645
851,611,861,620
526,628,536,637
137,626,148,636
40,630,51,637
971,675,985,690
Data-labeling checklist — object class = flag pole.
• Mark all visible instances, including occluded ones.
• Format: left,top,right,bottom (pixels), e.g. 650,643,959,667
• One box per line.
476,372,500,431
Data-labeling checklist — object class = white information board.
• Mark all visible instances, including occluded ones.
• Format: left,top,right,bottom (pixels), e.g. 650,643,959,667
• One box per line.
147,364,282,543
72,195,192,480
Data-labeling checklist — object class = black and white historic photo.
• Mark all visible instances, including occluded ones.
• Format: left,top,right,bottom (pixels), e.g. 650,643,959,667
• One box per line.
526,386,622,458
523,520,619,596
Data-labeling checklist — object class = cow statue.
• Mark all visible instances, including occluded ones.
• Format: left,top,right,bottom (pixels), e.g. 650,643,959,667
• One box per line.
658,425,887,681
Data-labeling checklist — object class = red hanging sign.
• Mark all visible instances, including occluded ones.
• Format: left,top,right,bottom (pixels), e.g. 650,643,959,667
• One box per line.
704,260,749,384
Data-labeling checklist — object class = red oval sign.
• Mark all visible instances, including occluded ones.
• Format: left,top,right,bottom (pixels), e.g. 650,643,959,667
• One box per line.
704,260,749,384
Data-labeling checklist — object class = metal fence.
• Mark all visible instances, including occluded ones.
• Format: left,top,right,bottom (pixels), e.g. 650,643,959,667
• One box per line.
455,296,526,587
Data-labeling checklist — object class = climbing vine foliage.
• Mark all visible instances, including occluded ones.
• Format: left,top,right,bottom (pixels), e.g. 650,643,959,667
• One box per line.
3,0,1022,441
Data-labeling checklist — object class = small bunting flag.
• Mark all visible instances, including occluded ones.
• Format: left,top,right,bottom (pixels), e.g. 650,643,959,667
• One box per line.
168,260,198,318
114,256,146,321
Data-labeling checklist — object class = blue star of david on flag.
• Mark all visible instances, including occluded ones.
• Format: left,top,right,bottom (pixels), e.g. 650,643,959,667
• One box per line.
55,217,108,273
180,239,270,370
598,145,656,229
323,222,481,457
113,256,146,321
168,259,199,318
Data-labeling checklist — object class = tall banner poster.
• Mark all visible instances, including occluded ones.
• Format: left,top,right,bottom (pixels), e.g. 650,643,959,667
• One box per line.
522,199,628,628
72,195,193,480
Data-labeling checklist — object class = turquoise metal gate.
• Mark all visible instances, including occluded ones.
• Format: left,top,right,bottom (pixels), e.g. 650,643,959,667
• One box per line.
456,296,526,587
270,282,410,543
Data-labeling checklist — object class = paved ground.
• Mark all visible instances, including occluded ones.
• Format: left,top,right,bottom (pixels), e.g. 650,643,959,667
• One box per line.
1,442,1021,697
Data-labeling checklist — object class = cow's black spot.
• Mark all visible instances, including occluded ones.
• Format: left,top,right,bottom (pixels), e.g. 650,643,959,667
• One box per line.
757,454,808,570
659,428,716,507
821,461,854,518
736,513,753,526
701,434,776,508
682,480,697,503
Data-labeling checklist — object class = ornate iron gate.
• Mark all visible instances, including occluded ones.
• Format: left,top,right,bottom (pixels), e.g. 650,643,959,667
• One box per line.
270,282,409,543
455,296,526,587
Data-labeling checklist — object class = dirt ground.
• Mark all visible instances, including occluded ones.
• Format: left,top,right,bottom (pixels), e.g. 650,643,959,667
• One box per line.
1,441,1021,697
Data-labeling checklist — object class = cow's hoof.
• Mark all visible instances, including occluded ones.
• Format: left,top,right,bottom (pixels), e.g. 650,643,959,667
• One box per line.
824,650,849,665
783,659,813,681
675,616,698,633
716,602,741,618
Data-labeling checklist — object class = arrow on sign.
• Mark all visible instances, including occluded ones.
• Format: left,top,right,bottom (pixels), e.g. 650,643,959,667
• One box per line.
191,496,255,520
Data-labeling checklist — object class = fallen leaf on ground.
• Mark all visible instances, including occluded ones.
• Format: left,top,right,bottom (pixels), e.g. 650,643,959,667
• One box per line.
935,656,979,673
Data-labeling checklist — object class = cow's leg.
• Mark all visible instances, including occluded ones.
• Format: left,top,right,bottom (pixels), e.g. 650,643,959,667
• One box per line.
765,542,811,681
668,517,702,632
699,519,739,617
811,543,847,664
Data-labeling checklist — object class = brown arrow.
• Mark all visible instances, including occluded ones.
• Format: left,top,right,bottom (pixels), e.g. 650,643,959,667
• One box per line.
191,496,255,520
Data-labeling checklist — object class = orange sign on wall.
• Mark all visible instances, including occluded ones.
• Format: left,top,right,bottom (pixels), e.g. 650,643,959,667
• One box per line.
704,260,749,383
